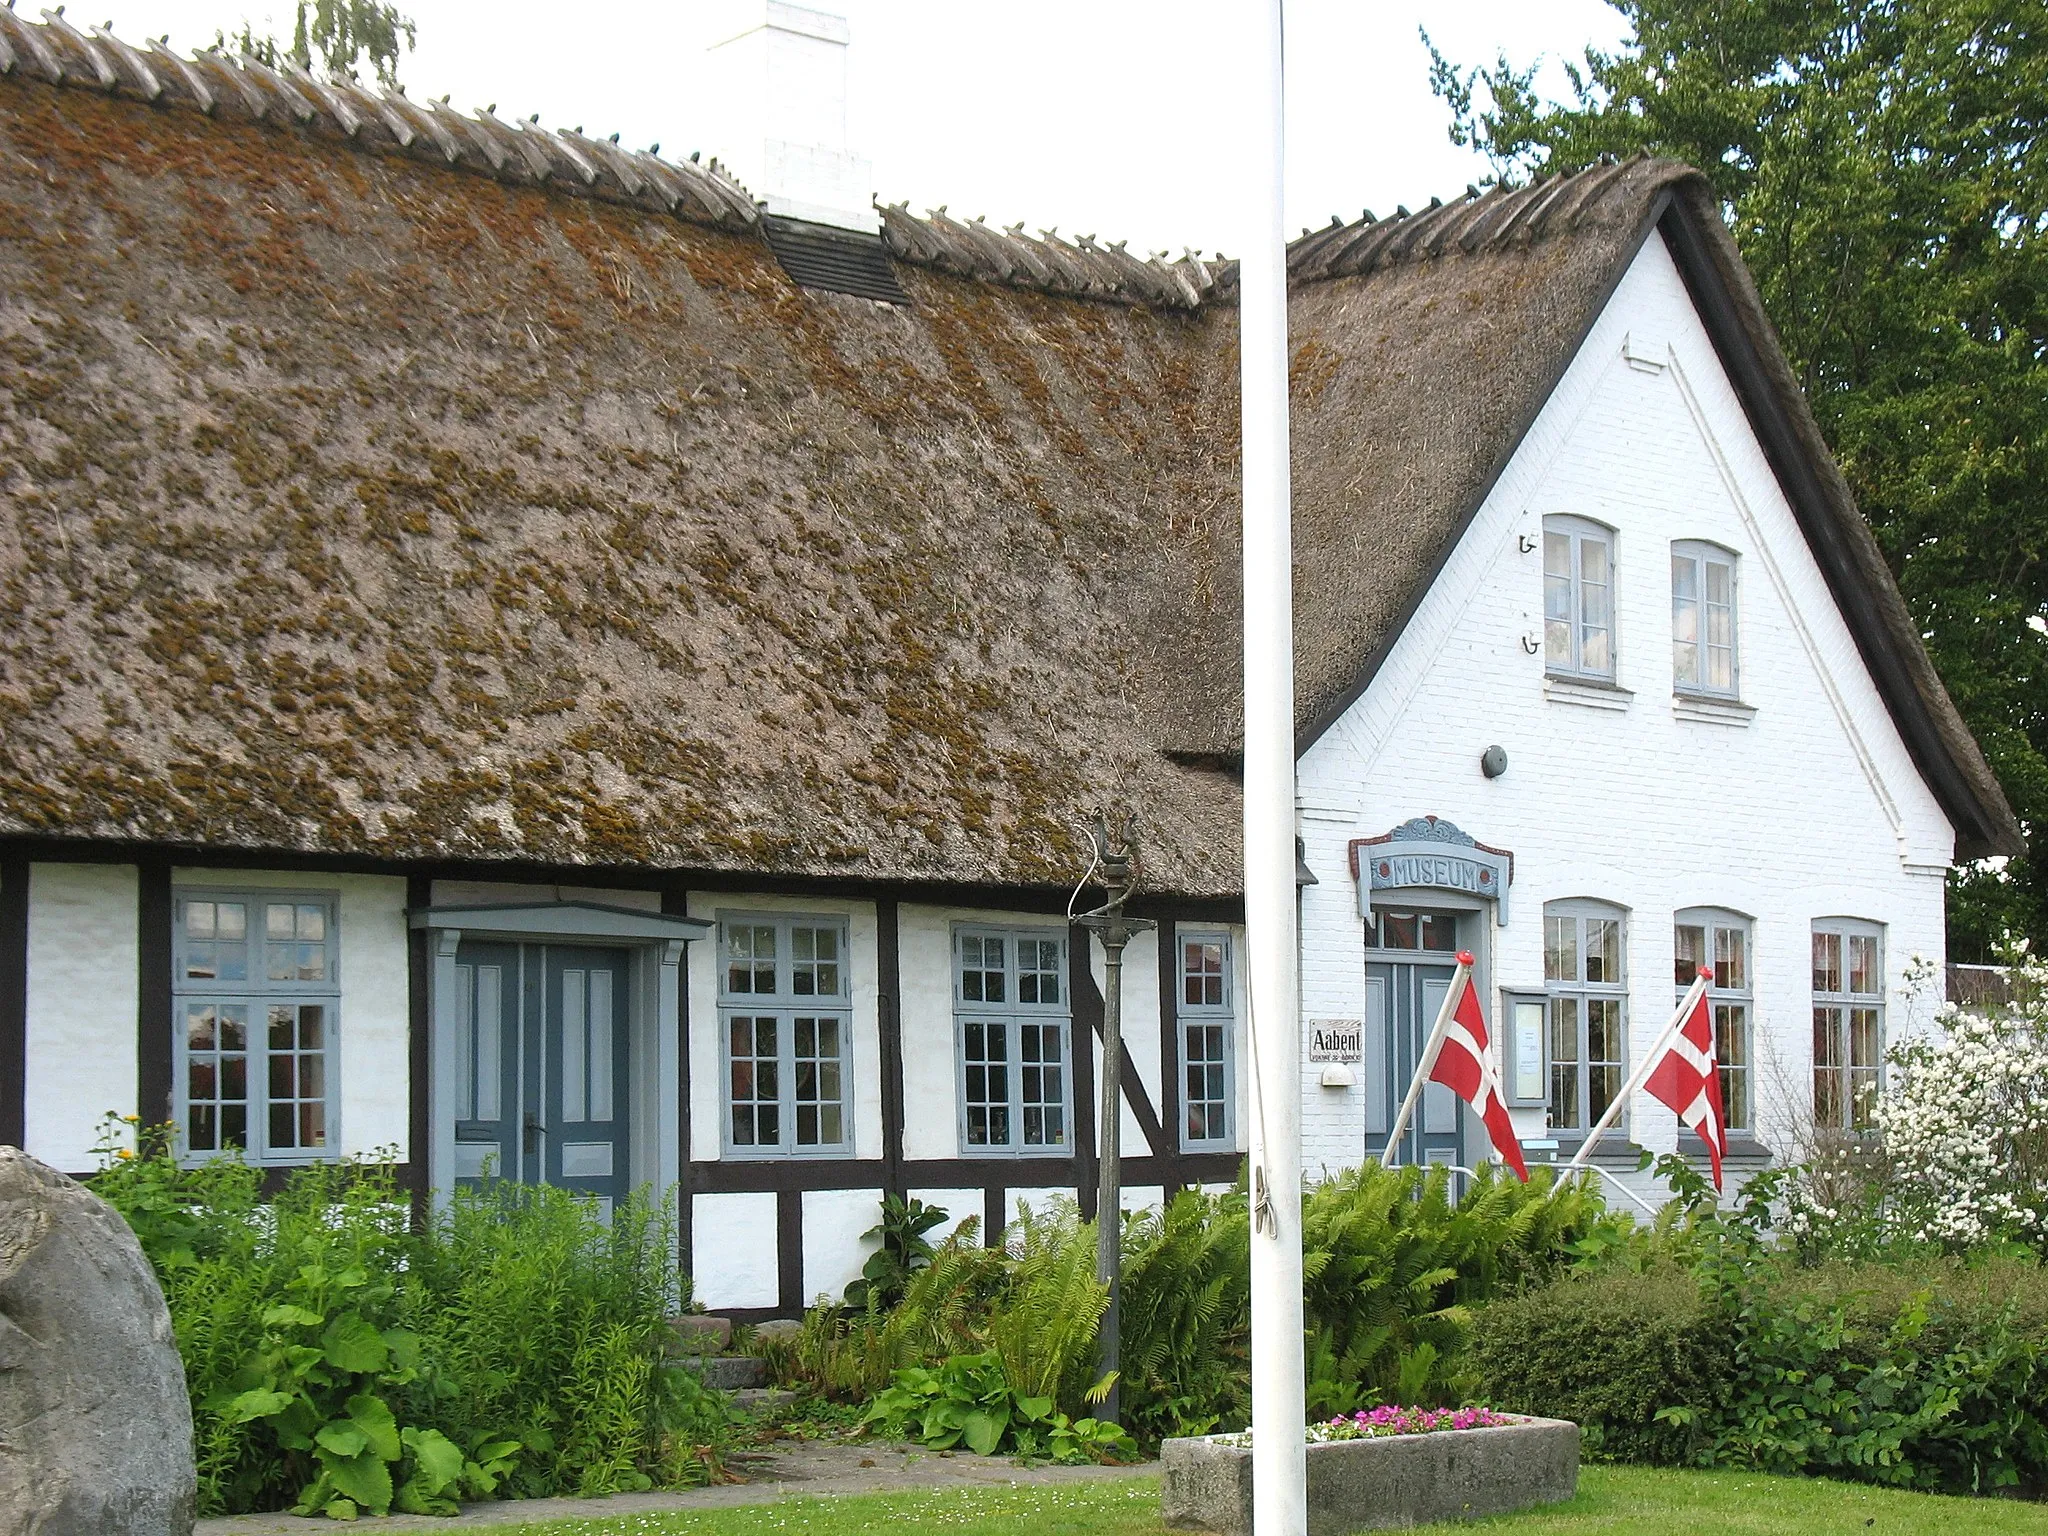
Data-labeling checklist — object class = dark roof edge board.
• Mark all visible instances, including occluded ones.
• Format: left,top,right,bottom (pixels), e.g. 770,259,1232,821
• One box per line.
1294,176,2022,863
0,833,1249,921
1294,188,1679,760
1656,183,2021,860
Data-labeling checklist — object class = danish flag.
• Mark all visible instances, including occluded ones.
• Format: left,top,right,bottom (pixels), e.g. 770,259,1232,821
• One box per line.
1643,972,1727,1189
1428,954,1528,1181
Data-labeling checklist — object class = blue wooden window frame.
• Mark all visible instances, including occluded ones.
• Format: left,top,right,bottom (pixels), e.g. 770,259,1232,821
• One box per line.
1177,930,1236,1151
717,911,854,1159
1813,919,1884,1131
1543,899,1627,1134
171,887,341,1165
1671,540,1740,698
1675,907,1754,1132
1544,515,1618,681
953,925,1071,1156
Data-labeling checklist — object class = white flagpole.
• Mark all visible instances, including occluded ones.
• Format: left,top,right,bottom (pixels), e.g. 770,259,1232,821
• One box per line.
1569,970,1711,1168
1379,958,1471,1168
1240,2,1305,1531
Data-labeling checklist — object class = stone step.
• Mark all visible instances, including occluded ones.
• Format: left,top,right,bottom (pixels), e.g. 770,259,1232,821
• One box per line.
671,1354,767,1390
732,1387,798,1416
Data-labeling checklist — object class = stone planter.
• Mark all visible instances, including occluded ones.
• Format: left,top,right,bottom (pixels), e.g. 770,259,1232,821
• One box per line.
1161,1416,1578,1535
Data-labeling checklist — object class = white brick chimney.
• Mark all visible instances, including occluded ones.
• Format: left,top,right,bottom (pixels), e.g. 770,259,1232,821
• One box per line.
700,2,876,233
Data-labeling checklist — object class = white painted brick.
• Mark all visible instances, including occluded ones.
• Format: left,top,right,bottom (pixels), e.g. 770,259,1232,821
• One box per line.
1295,231,1951,1182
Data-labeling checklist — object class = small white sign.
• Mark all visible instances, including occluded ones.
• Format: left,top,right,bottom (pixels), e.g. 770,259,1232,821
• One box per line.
1308,1019,1363,1064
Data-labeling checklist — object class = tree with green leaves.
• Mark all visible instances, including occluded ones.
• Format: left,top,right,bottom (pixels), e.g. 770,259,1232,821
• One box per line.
1429,1,2048,957
218,0,415,87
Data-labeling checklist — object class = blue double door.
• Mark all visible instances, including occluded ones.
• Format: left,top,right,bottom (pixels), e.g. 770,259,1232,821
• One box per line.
452,941,631,1214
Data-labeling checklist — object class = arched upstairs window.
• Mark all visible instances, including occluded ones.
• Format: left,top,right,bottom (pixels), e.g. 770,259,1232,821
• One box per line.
1675,908,1753,1132
1672,541,1739,697
1544,899,1627,1133
1544,516,1616,681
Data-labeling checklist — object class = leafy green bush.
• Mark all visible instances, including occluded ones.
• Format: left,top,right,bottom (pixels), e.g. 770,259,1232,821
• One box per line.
1471,1266,1729,1463
843,1193,949,1310
90,1126,728,1517
1474,1243,2048,1495
860,1352,1136,1463
774,1166,1623,1448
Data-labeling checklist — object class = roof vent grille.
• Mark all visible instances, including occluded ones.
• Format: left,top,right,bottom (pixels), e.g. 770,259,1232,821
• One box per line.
763,215,910,304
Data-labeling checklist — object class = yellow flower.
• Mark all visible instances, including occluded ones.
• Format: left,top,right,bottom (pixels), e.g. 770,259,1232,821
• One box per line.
115,1148,135,1160
123,1114,140,1124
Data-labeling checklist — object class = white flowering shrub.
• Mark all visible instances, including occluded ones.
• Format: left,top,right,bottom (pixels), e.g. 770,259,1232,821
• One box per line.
1787,957,2048,1253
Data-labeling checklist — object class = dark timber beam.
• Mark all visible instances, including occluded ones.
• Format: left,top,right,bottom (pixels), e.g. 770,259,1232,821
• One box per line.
877,897,905,1198
136,859,173,1130
406,874,431,1224
0,849,26,1148
1156,916,1183,1197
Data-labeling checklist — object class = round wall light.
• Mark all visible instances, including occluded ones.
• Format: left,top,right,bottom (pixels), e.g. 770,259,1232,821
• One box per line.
1480,744,1508,779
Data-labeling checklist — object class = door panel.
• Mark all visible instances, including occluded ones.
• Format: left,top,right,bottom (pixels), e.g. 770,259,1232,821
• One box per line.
1421,976,1457,1134
1363,955,1465,1168
453,940,521,1183
542,946,631,1207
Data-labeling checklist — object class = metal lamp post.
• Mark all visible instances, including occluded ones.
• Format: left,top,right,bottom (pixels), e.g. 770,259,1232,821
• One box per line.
1074,810,1152,1426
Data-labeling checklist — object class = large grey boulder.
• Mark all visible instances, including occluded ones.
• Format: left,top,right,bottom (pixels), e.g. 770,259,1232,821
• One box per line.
0,1147,195,1535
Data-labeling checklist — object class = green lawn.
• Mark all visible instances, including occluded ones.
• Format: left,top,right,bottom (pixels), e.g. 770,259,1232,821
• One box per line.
498,1465,2048,1535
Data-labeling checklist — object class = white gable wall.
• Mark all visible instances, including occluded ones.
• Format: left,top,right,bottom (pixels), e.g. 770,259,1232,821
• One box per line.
1297,230,1954,1187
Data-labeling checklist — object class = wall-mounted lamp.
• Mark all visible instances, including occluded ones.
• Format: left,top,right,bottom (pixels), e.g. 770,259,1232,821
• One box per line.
1480,745,1508,779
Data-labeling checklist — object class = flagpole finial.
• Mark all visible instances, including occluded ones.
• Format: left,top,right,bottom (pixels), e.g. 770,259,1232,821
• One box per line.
1457,949,1474,966
1698,965,1714,982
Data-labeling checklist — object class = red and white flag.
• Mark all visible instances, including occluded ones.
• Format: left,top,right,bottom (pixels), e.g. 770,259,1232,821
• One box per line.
1428,955,1528,1182
1643,976,1727,1189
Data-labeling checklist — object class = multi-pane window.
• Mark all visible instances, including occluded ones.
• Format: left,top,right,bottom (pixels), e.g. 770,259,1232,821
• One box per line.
173,891,339,1163
1814,921,1883,1130
1179,933,1235,1150
718,914,851,1156
955,927,1070,1154
1672,542,1738,697
1544,515,1617,681
1544,901,1626,1133
1675,909,1752,1132
1363,908,1459,952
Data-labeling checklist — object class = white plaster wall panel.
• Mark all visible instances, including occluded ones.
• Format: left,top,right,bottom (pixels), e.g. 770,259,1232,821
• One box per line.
431,880,662,912
1295,229,1954,1185
1001,1187,1074,1233
691,1190,779,1308
24,863,138,1171
687,893,882,1162
1087,930,1160,1153
175,869,411,1159
1118,1184,1166,1215
896,905,1067,1163
908,1187,986,1243
803,1187,884,1305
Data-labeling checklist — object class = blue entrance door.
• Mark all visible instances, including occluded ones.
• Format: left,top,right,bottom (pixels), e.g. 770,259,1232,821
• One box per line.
451,941,631,1213
1362,908,1466,1169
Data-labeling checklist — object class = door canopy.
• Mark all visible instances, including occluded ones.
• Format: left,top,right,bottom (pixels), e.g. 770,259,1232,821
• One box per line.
1349,817,1514,923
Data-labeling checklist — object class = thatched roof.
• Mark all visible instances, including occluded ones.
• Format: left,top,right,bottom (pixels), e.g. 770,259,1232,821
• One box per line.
0,15,2017,898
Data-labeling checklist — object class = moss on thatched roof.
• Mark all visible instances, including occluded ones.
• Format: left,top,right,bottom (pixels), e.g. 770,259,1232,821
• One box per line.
0,16,2015,892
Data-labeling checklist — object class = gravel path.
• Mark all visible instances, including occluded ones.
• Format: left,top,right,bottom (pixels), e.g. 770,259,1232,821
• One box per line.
195,1439,1158,1532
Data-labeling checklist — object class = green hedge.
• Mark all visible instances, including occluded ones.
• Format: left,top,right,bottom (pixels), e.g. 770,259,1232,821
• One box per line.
1471,1266,1730,1464
1473,1255,2048,1495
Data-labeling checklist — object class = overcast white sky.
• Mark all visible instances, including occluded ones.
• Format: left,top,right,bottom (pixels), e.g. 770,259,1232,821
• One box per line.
86,0,1630,255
